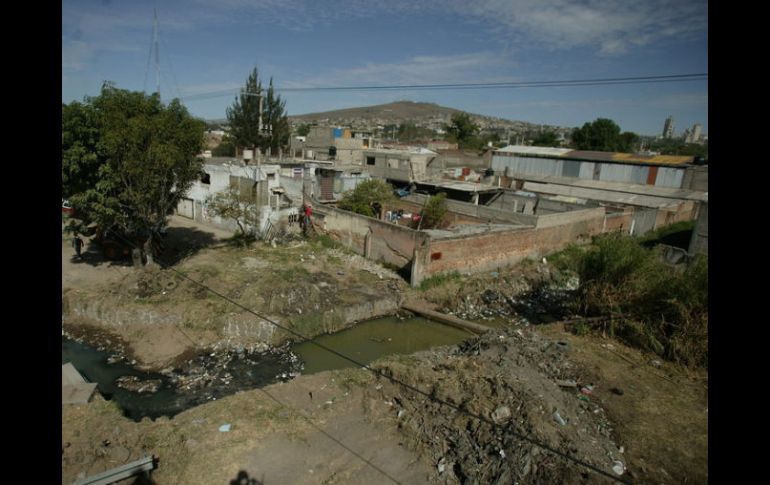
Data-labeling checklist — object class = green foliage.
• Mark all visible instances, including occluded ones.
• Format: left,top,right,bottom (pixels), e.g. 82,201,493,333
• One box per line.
226,68,290,154
549,244,589,273
445,112,479,148
312,233,341,249
419,271,462,291
645,137,708,158
212,134,236,157
396,122,435,142
418,193,448,229
531,131,560,147
62,84,205,252
571,118,639,152
263,78,290,154
296,124,311,137
337,179,395,217
572,233,708,367
205,185,258,237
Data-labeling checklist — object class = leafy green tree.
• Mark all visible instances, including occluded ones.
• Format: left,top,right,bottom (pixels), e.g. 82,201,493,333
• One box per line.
62,83,205,264
212,134,236,157
417,193,448,229
619,131,640,152
205,185,258,243
445,112,479,148
337,179,395,217
531,131,560,147
296,124,311,136
570,118,639,152
262,78,290,155
226,68,290,158
571,118,623,151
226,68,263,153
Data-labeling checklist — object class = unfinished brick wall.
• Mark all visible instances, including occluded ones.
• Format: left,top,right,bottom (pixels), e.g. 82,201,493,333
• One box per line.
415,214,604,284
603,212,633,233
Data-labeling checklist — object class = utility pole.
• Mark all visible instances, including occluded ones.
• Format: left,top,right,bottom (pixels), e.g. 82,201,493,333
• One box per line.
257,92,263,166
153,9,160,99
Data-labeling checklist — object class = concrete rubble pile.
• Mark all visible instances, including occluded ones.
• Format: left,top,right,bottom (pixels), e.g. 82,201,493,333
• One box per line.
370,325,624,484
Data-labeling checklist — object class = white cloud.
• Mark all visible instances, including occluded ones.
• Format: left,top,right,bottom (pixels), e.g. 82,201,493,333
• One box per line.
282,52,512,88
62,40,93,71
192,0,706,55
459,0,707,55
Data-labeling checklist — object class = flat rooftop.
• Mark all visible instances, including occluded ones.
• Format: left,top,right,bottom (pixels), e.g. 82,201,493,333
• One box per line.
416,180,501,194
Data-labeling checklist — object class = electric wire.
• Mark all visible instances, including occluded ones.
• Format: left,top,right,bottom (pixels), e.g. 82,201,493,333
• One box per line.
178,73,707,102
104,228,631,484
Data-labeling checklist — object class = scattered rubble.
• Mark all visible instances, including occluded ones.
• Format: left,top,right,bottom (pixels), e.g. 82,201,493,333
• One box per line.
115,376,162,394
442,268,580,323
369,324,624,483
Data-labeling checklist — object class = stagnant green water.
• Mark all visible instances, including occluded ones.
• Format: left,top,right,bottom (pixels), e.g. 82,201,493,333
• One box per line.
62,315,475,420
293,315,474,374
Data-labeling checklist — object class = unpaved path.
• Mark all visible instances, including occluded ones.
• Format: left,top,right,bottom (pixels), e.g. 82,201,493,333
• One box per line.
62,215,233,291
62,371,433,485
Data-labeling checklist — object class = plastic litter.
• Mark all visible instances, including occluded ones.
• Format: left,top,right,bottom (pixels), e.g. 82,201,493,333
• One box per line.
611,460,625,475
219,424,231,432
553,410,567,426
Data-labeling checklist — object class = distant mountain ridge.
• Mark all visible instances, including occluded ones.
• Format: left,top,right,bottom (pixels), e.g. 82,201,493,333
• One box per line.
208,101,569,134
289,101,461,122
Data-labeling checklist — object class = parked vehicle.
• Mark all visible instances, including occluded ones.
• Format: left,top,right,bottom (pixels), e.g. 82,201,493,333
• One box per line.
62,199,75,216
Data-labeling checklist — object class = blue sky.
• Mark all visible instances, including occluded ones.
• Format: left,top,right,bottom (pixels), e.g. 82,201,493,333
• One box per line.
62,0,708,136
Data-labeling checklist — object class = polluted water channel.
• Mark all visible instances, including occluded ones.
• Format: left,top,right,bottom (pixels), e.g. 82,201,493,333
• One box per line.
62,315,473,421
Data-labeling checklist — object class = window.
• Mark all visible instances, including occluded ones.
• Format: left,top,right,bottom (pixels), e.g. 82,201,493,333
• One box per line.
366,156,375,166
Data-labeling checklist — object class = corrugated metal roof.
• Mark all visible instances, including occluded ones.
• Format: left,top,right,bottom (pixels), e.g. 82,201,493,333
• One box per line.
496,146,693,166
609,152,693,165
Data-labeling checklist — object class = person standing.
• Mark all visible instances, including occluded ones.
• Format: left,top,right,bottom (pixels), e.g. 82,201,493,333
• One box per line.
72,235,84,259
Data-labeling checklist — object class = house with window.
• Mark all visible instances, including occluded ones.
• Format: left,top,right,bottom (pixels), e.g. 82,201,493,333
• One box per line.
177,157,295,235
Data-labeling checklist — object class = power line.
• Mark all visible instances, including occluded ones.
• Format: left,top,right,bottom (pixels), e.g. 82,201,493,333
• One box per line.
179,73,707,102
257,387,403,484
106,229,630,484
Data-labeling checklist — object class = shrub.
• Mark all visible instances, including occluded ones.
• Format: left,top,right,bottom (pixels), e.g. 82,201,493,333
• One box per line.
573,233,708,367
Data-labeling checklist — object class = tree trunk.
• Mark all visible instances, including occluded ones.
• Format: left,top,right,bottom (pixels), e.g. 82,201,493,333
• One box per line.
143,237,155,266
131,248,143,268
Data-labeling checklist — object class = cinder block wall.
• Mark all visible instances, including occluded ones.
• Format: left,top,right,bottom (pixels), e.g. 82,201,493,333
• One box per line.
312,204,427,270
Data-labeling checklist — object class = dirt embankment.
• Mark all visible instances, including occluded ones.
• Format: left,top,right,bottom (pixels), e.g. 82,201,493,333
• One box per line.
62,241,407,370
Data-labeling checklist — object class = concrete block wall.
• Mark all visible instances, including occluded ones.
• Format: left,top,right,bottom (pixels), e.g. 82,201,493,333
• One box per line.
405,193,537,226
388,199,487,226
312,203,427,270
535,207,606,229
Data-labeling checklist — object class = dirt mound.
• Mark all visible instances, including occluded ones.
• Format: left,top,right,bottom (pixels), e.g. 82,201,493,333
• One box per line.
368,325,626,483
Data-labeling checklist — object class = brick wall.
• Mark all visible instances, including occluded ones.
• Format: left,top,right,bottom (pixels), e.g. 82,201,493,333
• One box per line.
415,212,604,284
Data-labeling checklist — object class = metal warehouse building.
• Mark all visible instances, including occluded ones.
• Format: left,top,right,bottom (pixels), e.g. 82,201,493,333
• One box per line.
491,145,698,189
